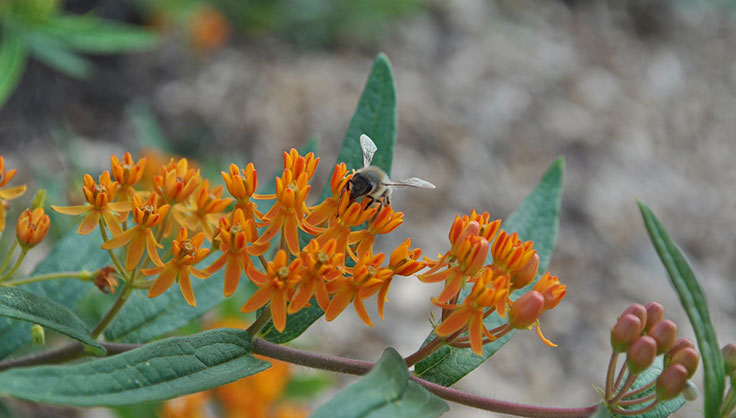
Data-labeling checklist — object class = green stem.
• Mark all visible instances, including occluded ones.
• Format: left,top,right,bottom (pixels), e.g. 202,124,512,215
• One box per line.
0,241,18,275
246,307,272,338
98,220,128,282
0,271,92,287
90,282,133,339
721,387,736,417
0,248,27,281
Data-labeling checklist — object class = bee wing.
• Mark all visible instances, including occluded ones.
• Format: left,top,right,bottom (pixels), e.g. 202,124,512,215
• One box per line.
385,177,436,189
359,134,378,168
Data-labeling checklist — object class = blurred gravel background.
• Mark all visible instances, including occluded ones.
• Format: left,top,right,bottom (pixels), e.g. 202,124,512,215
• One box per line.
2,1,736,417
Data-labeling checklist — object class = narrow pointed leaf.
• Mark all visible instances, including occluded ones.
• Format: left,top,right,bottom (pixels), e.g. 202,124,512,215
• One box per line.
414,157,564,386
24,32,91,78
0,329,269,406
0,27,28,108
0,231,110,359
260,54,398,343
312,347,448,418
639,202,724,417
40,16,159,53
0,287,105,355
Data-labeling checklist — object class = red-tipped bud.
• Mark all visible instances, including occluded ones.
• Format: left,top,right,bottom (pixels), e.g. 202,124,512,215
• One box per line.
509,291,545,329
669,347,699,378
648,319,677,355
656,364,689,401
644,302,664,332
611,314,643,353
512,253,539,290
622,304,647,331
668,338,695,357
722,344,736,376
626,336,657,374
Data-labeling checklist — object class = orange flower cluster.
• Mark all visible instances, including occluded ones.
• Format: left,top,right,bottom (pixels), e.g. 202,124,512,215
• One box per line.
52,148,565,348
421,210,566,355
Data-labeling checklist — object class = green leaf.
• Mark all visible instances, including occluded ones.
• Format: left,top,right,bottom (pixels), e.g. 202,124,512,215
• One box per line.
0,27,28,108
611,357,685,418
0,329,269,406
40,15,159,54
321,51,397,200
259,54,397,344
311,347,448,418
414,157,564,387
104,251,239,343
0,231,111,359
639,202,724,417
0,287,105,355
25,33,91,79
283,373,332,400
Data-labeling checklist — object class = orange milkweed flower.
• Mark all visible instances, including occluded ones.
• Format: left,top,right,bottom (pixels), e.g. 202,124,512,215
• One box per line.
316,194,377,257
419,232,489,304
240,250,301,332
16,207,50,249
433,271,509,356
533,272,566,311
174,179,233,241
189,5,231,52
370,238,426,320
288,239,344,313
101,193,169,271
505,273,566,348
490,230,537,280
0,156,27,231
154,157,202,205
221,162,262,239
143,228,211,307
306,163,349,227
348,205,404,259
110,152,146,200
204,208,269,297
52,171,131,235
256,168,321,255
283,148,318,182
325,252,393,327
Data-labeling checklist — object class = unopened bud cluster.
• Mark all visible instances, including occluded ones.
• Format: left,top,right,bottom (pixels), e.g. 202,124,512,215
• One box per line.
605,302,699,414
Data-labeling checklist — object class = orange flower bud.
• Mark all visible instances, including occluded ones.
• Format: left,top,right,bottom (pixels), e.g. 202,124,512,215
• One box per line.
669,338,695,357
644,302,664,332
621,303,647,331
626,336,657,374
509,291,545,329
611,313,643,353
110,152,146,187
532,273,566,310
656,364,689,401
648,319,677,355
16,207,50,248
94,266,119,294
669,347,699,378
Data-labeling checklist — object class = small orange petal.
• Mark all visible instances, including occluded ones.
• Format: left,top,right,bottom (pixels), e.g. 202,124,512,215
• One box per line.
51,204,90,216
101,227,136,250
284,214,300,255
240,286,272,313
353,296,373,327
271,290,288,332
77,211,101,235
148,266,177,298
126,232,146,271
435,309,472,337
224,255,242,297
324,289,352,322
179,270,196,307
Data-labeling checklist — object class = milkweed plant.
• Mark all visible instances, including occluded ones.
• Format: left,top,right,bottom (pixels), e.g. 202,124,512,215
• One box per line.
0,53,731,418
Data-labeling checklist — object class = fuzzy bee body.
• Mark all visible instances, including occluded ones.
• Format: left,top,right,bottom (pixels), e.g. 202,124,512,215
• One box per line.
345,134,435,209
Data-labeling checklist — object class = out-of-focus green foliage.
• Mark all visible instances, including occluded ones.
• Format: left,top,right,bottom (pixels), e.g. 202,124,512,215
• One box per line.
0,0,159,108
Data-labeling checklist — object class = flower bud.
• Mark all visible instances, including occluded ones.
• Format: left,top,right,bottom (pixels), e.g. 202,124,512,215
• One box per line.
669,347,699,378
611,314,643,353
622,304,647,330
648,319,677,355
31,324,45,346
16,207,50,249
509,291,545,329
656,364,689,401
668,338,695,358
31,189,46,209
644,302,664,332
512,253,539,290
682,380,698,402
94,266,119,294
627,336,657,374
722,343,736,376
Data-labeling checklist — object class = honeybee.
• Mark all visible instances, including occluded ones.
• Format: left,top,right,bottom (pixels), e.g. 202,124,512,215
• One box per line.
345,134,435,209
